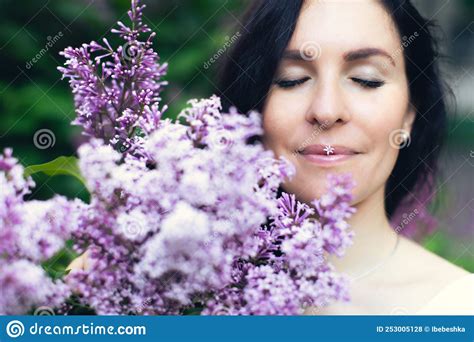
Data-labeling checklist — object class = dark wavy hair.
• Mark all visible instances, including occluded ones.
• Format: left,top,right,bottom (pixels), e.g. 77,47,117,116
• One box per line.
216,0,451,220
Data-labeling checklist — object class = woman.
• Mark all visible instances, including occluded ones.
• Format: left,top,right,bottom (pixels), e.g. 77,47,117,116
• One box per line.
217,0,473,314
69,0,473,315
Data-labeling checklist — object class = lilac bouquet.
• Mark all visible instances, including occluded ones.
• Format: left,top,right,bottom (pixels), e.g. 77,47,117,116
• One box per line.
66,100,355,315
0,0,357,315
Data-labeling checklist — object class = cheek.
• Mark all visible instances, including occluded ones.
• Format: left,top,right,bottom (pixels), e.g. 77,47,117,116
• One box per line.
359,87,408,156
262,91,304,152
350,87,409,199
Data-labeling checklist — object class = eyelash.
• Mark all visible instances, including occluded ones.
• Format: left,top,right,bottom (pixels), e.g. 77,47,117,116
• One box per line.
350,77,385,89
274,77,385,89
274,77,310,88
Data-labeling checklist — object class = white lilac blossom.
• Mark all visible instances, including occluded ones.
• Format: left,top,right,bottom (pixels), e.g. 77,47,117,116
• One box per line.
0,149,80,315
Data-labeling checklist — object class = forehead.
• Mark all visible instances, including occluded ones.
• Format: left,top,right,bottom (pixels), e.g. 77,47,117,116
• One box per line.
288,0,401,56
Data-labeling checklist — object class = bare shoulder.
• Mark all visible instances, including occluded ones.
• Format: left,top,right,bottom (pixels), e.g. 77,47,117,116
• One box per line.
416,273,474,314
303,235,471,315
366,236,467,302
397,235,469,280
396,236,473,314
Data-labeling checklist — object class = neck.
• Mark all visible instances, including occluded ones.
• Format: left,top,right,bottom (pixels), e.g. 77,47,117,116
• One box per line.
325,185,399,278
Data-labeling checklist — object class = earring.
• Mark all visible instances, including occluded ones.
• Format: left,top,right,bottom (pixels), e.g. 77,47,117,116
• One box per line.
402,132,409,142
400,131,411,148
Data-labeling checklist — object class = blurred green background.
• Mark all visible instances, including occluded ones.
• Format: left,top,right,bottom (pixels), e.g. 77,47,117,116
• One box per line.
0,0,472,272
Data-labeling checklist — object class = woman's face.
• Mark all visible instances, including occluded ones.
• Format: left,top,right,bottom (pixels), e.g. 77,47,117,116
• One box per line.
262,0,415,206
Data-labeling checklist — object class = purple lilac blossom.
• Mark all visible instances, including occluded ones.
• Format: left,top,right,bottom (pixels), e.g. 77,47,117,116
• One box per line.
57,0,167,157
0,149,80,315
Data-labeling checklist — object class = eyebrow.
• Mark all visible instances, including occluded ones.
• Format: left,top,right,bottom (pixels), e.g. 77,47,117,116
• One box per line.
344,48,395,66
282,47,396,66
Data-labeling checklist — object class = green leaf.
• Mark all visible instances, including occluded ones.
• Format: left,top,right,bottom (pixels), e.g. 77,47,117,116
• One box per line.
24,156,87,187
41,241,78,280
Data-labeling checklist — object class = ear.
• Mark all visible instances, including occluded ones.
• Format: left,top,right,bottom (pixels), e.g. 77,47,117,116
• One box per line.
402,103,416,134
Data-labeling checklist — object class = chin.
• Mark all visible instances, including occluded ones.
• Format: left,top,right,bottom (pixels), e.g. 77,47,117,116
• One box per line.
282,179,328,204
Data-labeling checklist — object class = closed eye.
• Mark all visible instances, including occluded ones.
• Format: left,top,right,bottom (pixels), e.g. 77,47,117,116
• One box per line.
274,77,311,89
351,77,385,89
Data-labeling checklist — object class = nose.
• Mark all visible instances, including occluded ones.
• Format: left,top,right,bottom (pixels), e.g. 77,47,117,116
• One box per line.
305,78,351,129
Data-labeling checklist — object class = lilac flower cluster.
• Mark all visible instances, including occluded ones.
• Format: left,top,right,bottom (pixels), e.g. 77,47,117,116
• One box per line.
58,0,167,156
203,174,356,315
0,149,81,315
